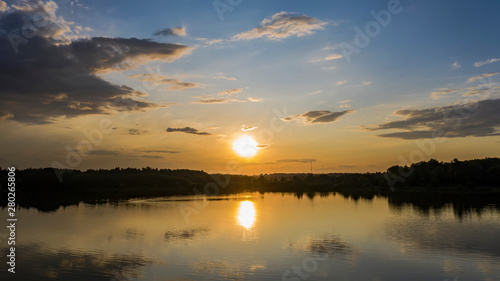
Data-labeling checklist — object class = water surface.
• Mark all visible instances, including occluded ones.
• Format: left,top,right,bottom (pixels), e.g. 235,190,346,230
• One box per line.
2,192,500,280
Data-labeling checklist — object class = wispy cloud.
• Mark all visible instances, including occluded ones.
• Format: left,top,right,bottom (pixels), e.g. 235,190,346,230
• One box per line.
462,86,500,97
193,99,229,104
192,95,254,104
451,60,461,69
322,66,336,70
248,97,263,102
231,11,327,41
322,45,337,51
336,80,347,86
75,148,177,159
284,110,353,124
166,127,212,135
474,58,500,68
212,74,237,81
136,149,179,154
217,88,243,96
128,74,205,90
276,159,316,163
308,90,322,96
154,26,186,37
430,88,463,100
325,54,343,60
361,81,372,86
467,73,499,83
196,38,224,47
242,126,257,131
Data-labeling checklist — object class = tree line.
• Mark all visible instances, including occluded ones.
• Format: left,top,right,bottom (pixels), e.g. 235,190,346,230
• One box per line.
1,157,499,211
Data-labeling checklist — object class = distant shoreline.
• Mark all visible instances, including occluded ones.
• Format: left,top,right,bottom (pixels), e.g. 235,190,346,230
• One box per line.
1,157,499,212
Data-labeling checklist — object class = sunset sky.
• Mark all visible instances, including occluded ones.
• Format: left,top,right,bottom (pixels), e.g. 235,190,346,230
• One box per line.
1,0,499,174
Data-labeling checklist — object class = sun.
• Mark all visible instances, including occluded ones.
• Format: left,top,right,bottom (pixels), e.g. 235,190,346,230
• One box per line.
232,135,259,157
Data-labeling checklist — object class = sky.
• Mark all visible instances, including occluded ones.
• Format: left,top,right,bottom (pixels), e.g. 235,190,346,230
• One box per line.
0,0,499,174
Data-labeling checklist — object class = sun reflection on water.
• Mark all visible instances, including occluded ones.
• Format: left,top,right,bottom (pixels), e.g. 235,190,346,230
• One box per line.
236,200,256,229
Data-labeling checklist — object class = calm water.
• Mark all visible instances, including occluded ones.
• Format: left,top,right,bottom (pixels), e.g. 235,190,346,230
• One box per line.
2,192,500,281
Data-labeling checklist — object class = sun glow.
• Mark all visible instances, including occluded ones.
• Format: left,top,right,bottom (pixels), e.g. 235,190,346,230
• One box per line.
232,135,259,157
236,200,256,229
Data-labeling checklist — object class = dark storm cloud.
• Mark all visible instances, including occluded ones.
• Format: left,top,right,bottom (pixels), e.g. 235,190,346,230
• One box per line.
284,110,352,124
0,2,190,124
166,127,212,135
369,99,500,139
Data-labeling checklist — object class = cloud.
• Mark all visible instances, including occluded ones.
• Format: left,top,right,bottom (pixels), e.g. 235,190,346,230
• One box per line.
242,126,257,131
462,86,500,97
136,149,179,154
248,97,263,102
128,129,149,135
276,159,316,163
451,60,461,69
166,127,212,135
322,66,336,70
192,95,259,104
467,73,499,83
231,11,327,41
0,1,8,12
430,88,463,100
368,98,500,139
339,100,352,103
5,0,76,44
154,26,186,37
308,90,322,96
196,37,224,47
474,58,500,68
322,45,337,51
325,54,343,60
361,81,372,86
128,74,204,90
284,110,353,124
340,104,351,108
193,99,229,104
0,2,191,124
256,144,269,148
141,155,165,159
88,149,120,156
77,149,171,159
212,74,236,81
192,88,252,104
217,88,243,96
336,80,347,86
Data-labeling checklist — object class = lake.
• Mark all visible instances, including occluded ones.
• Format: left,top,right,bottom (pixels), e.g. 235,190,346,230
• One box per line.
2,192,500,280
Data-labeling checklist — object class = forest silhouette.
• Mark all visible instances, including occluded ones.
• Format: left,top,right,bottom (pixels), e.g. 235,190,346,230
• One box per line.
1,157,499,212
